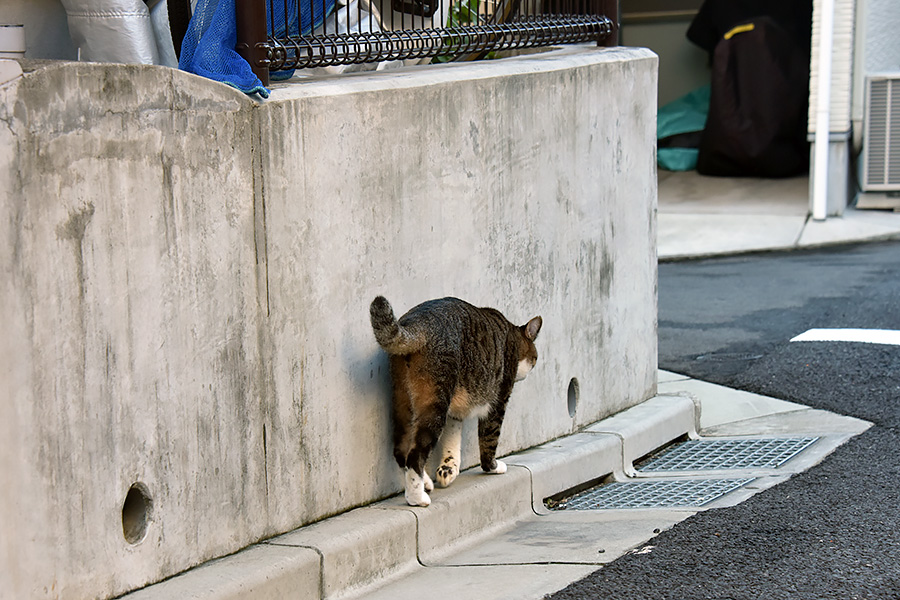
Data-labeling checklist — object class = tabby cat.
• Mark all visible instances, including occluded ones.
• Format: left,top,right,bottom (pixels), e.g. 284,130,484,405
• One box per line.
369,296,542,507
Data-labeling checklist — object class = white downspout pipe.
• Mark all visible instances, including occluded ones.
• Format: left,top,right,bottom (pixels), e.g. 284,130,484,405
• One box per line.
812,0,836,221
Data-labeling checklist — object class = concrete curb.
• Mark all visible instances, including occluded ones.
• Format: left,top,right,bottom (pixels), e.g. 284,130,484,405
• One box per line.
264,506,419,599
585,393,699,477
380,466,535,565
510,432,621,514
120,394,694,600
121,544,320,600
657,208,900,262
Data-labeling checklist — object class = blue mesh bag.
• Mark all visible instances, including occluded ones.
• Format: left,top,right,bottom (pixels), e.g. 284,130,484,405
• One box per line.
180,0,336,97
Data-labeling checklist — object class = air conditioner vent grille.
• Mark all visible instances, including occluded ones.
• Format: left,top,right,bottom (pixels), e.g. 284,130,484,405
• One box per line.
862,76,900,192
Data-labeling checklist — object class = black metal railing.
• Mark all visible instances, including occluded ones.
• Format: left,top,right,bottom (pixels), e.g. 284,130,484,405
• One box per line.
235,0,618,85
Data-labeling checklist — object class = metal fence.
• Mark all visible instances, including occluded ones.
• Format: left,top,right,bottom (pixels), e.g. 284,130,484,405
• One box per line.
234,0,618,84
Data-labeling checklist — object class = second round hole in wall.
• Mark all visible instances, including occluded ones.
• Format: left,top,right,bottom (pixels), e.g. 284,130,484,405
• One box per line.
567,378,579,418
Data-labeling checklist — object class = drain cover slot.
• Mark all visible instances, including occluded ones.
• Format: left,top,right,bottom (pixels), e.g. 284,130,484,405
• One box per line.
637,437,819,472
549,478,755,510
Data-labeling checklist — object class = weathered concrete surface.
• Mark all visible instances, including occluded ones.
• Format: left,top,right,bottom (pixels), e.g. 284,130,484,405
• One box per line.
258,47,659,531
0,46,658,600
1,61,265,600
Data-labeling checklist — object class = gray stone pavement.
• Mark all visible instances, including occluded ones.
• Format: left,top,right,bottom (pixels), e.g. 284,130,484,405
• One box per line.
122,176,896,600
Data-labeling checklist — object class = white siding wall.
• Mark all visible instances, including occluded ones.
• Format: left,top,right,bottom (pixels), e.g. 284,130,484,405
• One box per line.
808,0,855,133
852,0,900,124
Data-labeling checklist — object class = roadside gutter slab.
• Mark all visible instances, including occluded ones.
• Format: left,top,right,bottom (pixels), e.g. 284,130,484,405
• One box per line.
352,563,600,600
700,408,872,439
657,376,806,430
378,465,534,565
584,393,698,476
438,508,691,566
263,506,418,599
120,543,320,600
509,432,621,514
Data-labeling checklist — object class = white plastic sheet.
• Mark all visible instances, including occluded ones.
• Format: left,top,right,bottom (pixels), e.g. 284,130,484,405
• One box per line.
60,0,178,66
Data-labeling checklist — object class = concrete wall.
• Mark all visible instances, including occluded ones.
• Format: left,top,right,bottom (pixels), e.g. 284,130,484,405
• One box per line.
0,46,658,600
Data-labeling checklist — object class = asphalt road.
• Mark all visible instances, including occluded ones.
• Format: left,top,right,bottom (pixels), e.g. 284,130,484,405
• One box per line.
548,241,900,600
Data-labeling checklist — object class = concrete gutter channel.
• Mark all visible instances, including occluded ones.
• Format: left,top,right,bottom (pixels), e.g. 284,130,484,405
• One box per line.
123,371,871,600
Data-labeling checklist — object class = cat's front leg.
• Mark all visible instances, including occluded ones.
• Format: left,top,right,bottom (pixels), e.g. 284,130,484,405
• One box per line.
478,402,508,475
435,417,463,487
483,459,507,474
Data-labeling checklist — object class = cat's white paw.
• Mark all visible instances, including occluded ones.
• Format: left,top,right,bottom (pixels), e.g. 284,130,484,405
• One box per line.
485,459,507,475
405,488,431,507
435,458,459,488
423,472,434,493
405,469,432,507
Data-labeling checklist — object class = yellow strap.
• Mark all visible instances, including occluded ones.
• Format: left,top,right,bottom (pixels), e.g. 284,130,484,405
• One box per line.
724,23,755,40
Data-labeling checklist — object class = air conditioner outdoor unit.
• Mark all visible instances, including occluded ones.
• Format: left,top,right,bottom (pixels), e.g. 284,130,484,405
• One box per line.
861,74,900,192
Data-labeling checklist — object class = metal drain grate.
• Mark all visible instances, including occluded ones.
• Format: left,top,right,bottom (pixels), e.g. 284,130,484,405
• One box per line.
550,479,755,510
638,437,819,472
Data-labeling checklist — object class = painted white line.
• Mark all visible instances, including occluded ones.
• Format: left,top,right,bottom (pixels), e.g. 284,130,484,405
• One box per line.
790,328,900,346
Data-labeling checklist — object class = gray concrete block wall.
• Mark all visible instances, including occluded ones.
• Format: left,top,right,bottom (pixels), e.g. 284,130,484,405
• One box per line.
259,49,660,530
0,62,266,600
0,46,658,600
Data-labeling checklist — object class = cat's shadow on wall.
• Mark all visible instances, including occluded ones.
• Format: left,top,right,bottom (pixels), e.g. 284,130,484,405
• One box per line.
341,327,392,403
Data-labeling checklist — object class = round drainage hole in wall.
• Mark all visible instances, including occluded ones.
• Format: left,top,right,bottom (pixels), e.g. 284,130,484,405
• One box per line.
567,378,579,418
122,483,152,545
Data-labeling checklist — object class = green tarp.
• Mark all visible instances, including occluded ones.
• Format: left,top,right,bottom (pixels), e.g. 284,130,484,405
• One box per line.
657,85,710,172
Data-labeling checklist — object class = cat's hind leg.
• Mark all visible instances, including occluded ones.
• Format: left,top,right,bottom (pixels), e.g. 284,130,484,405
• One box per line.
404,416,445,506
399,392,448,506
435,416,463,487
404,382,453,506
389,356,434,503
390,356,414,470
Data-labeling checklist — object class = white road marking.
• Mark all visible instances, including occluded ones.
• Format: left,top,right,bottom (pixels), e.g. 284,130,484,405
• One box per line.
790,328,900,346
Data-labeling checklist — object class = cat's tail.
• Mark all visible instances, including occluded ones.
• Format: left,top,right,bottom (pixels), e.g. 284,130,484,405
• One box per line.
370,296,425,354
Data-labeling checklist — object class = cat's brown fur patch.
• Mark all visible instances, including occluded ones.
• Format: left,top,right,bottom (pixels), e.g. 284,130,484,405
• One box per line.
449,388,476,419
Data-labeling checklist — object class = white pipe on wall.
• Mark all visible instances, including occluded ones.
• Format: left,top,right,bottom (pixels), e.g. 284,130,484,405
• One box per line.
812,0,836,221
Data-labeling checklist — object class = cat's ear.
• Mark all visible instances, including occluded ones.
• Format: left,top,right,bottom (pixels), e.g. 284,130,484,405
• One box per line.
524,316,542,341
